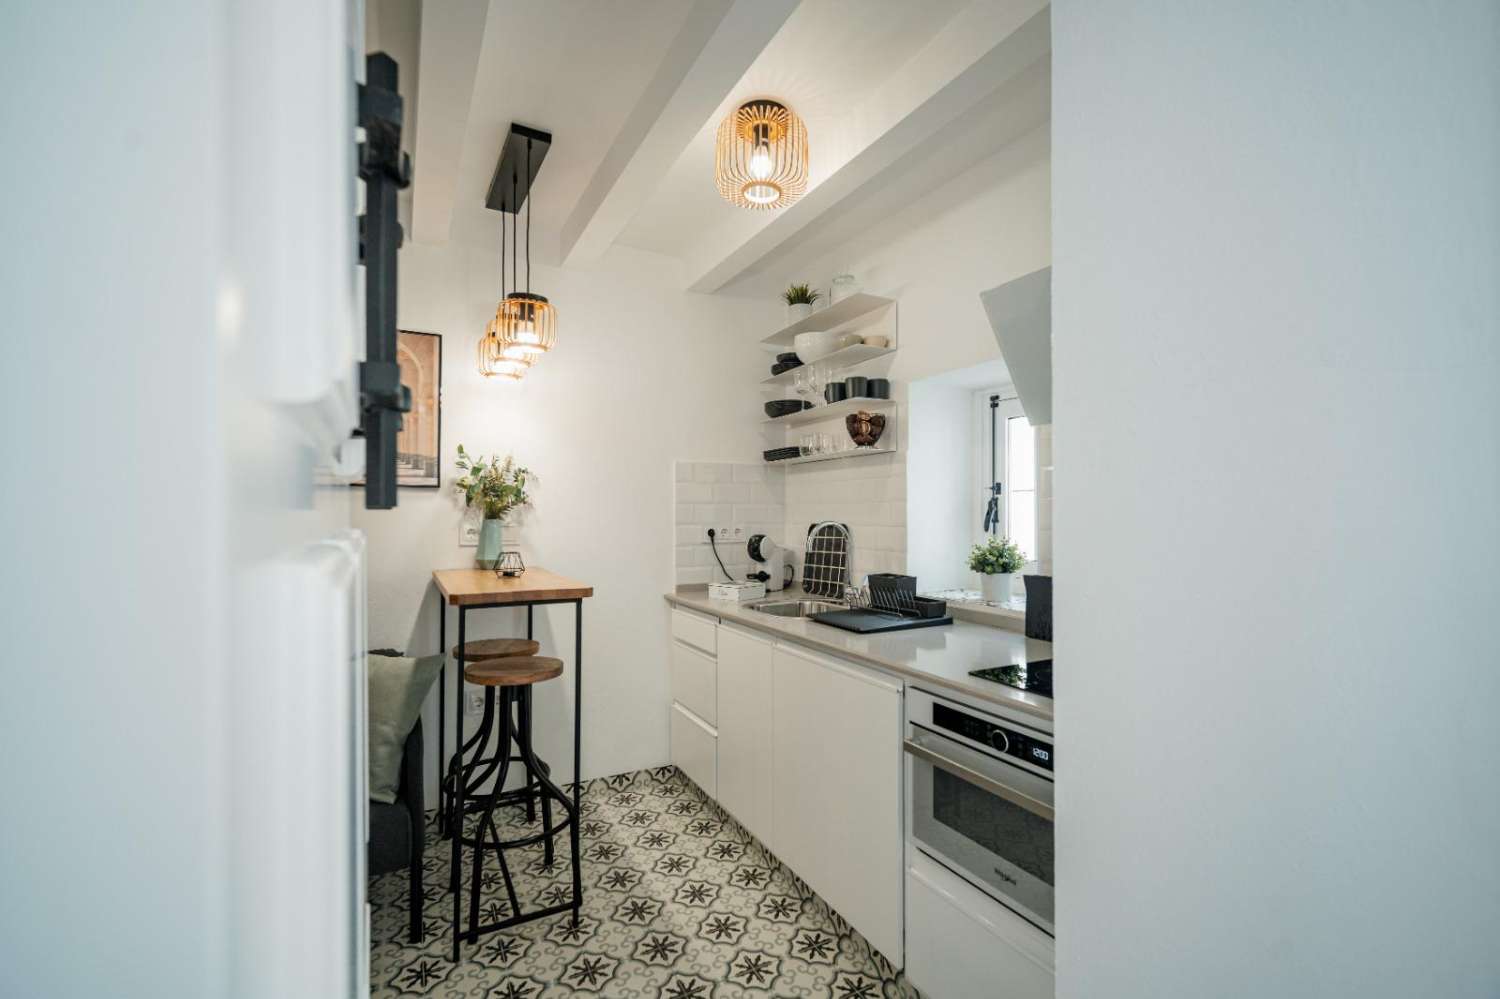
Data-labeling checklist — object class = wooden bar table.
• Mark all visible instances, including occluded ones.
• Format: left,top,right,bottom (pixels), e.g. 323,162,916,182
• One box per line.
432,567,593,960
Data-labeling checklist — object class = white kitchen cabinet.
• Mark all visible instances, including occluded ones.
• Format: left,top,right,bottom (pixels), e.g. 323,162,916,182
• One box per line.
906,848,1054,999
714,624,775,845
670,638,717,725
670,702,716,797
670,607,717,656
771,643,903,964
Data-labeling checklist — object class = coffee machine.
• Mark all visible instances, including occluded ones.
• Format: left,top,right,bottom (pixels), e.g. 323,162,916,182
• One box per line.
746,534,796,592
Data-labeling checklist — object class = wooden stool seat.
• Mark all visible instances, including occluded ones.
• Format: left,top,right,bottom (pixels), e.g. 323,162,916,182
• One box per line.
464,656,563,687
452,638,541,662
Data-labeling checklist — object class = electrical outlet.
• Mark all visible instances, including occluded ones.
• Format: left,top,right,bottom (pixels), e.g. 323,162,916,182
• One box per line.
465,689,485,715
460,520,480,547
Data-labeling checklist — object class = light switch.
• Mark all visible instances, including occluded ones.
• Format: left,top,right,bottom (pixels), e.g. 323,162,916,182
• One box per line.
459,521,479,547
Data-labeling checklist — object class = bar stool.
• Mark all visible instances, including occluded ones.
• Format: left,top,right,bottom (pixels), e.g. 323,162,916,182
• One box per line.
451,656,581,956
439,638,541,836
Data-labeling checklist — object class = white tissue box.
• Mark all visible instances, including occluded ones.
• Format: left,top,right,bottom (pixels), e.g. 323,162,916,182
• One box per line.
708,581,766,602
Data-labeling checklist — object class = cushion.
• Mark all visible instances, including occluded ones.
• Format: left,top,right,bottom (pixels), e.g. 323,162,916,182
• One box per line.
368,652,442,803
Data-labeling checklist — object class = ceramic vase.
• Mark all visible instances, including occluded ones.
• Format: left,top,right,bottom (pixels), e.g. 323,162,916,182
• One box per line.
477,518,504,569
981,572,1016,605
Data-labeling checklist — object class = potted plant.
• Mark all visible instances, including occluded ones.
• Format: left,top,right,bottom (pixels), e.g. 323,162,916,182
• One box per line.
968,536,1027,605
782,282,821,323
453,445,531,569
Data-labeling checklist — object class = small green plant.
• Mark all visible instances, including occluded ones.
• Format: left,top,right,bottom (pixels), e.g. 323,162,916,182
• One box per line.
782,283,821,306
453,445,531,520
968,537,1026,575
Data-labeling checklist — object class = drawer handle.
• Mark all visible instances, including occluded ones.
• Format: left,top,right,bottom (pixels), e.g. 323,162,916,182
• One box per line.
904,739,1054,822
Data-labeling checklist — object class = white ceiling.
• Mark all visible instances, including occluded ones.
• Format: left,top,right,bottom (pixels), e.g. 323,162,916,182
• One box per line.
391,0,1050,288
613,0,967,257
443,0,699,251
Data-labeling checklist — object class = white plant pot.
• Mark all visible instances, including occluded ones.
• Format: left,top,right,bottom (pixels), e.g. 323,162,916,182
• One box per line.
981,572,1016,605
787,302,814,324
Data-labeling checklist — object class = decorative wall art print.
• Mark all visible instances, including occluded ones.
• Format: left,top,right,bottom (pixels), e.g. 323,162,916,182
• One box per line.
356,330,441,489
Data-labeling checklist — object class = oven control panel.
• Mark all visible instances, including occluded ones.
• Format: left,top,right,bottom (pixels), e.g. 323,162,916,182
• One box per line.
932,703,1054,773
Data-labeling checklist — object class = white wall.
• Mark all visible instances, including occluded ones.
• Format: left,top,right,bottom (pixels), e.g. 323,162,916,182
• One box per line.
774,125,1052,586
1053,4,1500,997
907,379,974,591
355,241,775,806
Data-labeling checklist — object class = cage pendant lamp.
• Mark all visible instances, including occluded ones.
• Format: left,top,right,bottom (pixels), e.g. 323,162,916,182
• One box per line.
498,137,557,358
477,190,531,380
715,99,808,210
478,315,530,380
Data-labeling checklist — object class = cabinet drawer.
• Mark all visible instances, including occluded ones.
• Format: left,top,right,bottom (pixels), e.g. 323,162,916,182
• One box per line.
671,640,717,725
670,608,717,657
906,849,1053,999
670,702,716,797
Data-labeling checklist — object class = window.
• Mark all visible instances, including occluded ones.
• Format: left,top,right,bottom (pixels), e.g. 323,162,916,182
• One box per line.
978,392,1037,565
1005,412,1037,561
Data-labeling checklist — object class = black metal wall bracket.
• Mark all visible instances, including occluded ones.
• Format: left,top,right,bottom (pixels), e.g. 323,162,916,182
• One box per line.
357,52,413,510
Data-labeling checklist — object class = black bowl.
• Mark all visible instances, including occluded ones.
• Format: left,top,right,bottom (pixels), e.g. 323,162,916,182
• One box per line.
765,399,813,419
776,351,801,364
770,359,804,376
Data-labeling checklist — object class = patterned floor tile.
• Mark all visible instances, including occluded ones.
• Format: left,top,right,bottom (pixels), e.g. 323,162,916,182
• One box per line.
369,766,918,998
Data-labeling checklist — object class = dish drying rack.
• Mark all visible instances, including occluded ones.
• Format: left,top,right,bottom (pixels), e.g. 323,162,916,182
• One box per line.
801,522,852,598
845,573,948,620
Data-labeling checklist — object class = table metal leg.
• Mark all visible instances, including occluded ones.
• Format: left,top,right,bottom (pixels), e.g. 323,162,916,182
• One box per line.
451,605,466,963
570,598,583,925
437,597,446,836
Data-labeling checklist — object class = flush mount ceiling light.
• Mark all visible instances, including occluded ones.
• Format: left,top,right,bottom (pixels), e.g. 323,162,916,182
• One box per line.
715,99,807,210
479,124,556,380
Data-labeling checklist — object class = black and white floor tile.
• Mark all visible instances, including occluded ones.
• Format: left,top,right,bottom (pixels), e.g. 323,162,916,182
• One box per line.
369,767,919,998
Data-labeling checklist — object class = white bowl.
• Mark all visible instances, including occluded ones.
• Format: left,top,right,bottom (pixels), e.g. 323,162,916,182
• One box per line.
794,330,841,364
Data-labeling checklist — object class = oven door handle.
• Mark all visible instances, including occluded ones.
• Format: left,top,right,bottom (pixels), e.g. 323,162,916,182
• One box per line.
904,739,1055,822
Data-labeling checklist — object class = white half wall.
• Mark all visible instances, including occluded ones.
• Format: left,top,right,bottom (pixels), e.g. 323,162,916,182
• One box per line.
354,242,775,808
1053,3,1500,996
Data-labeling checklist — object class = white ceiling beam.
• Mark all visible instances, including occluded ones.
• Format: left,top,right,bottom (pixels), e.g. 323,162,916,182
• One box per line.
683,1,1051,293
409,0,489,245
559,0,799,266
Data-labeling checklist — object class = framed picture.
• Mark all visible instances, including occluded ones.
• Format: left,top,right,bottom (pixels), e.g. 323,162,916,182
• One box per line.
356,330,442,489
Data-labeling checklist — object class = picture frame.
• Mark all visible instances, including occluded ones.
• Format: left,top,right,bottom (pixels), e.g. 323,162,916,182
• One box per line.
355,329,441,489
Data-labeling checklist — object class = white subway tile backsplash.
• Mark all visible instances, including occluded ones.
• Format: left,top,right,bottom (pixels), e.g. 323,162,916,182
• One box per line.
732,464,766,483
675,481,713,504
693,463,731,484
694,503,730,523
673,460,785,586
713,482,751,504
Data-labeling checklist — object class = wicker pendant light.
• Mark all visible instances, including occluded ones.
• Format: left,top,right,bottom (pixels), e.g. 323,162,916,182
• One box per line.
498,137,557,358
477,191,530,381
715,99,808,210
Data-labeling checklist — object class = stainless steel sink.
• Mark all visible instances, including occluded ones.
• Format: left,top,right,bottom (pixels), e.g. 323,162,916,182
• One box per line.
748,598,847,618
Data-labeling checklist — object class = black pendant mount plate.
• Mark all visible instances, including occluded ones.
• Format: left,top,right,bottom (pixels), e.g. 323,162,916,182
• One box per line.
486,123,552,215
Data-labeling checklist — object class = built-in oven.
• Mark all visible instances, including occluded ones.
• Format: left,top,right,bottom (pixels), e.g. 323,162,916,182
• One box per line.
905,687,1054,935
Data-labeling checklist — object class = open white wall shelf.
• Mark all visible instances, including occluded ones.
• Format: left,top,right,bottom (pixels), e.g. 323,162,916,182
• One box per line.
761,293,896,347
773,446,897,467
761,344,895,385
763,397,895,428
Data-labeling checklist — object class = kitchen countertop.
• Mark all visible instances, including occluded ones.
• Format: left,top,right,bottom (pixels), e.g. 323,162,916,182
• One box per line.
665,587,1054,724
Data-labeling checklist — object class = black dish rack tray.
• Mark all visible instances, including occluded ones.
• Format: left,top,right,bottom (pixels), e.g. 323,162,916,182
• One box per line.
810,572,952,633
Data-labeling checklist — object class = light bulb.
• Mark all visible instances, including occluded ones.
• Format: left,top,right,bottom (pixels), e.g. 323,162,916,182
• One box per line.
749,144,772,180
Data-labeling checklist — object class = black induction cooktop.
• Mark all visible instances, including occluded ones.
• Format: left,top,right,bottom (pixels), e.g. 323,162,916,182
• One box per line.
969,658,1052,699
